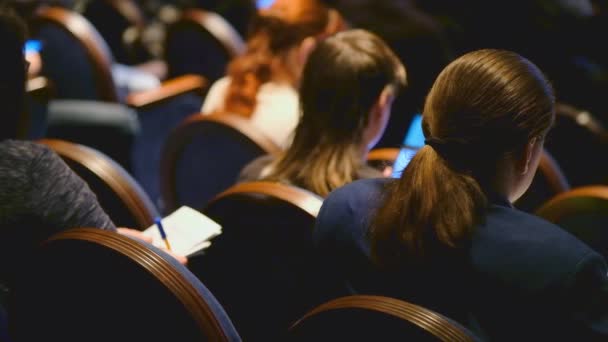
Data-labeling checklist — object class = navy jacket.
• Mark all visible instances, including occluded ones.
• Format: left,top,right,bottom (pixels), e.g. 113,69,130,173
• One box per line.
313,178,608,341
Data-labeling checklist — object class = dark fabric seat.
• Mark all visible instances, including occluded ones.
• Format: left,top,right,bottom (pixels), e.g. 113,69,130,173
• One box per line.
131,92,204,208
189,181,323,340
165,9,244,82
160,113,280,213
9,228,241,341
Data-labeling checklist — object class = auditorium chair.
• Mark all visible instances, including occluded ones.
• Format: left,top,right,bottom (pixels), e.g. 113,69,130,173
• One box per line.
536,186,608,260
189,181,323,340
39,139,158,229
9,228,240,341
165,8,245,81
160,112,280,213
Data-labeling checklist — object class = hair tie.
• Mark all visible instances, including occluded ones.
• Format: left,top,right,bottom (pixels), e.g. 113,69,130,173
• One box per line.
424,137,446,151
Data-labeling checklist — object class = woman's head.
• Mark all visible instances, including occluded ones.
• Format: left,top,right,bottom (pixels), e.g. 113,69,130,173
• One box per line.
266,29,406,197
422,49,555,198
223,0,343,117
371,49,555,264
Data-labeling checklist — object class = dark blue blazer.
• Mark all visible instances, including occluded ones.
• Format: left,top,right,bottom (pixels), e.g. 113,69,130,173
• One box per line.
313,178,608,341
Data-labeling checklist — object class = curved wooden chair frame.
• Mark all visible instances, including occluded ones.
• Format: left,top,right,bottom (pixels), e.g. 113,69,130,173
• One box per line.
555,102,608,142
161,113,281,212
290,295,476,342
44,228,233,340
535,186,608,223
367,147,400,165
207,181,323,218
34,6,118,102
35,7,206,107
39,139,158,228
174,9,245,58
126,74,208,109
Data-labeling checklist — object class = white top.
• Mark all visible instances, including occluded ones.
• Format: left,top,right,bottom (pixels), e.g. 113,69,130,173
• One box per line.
201,77,300,148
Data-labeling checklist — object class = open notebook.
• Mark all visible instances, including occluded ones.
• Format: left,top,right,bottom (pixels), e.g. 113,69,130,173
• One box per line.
143,206,222,256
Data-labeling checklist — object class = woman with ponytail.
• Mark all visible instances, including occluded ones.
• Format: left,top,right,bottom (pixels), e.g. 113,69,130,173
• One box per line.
201,0,343,148
313,49,608,340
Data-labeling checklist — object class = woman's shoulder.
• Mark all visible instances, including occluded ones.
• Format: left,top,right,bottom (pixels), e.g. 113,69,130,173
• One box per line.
314,178,394,239
473,205,603,286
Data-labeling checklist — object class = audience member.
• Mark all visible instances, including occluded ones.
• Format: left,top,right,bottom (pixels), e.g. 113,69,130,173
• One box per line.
0,4,184,292
239,29,406,197
313,49,608,340
201,0,341,148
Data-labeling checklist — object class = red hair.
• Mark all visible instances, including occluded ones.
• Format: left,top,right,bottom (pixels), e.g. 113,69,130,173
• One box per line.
223,0,343,118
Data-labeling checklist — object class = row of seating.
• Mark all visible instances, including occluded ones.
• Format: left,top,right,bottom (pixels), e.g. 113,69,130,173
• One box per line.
11,227,479,341
33,135,608,339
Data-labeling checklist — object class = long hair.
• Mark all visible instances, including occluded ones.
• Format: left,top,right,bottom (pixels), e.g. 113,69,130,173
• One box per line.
223,0,339,118
265,29,406,197
371,49,555,265
0,4,27,140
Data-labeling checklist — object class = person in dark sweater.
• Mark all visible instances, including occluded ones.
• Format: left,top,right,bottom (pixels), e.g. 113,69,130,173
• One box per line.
0,2,115,284
313,49,608,340
0,4,184,297
238,29,406,197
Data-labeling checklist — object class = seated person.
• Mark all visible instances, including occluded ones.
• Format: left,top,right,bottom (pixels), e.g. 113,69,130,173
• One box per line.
313,49,608,340
0,5,184,300
239,29,406,197
201,0,342,148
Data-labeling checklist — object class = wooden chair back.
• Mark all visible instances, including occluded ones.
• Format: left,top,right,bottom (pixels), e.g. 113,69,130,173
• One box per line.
9,228,240,341
289,295,478,341
367,147,400,173
83,0,147,64
39,139,158,229
165,9,245,80
536,186,608,259
160,113,280,213
190,181,323,340
33,6,118,102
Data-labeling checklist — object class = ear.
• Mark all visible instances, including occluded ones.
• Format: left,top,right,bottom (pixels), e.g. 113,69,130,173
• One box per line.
297,37,318,65
372,87,395,123
520,137,537,175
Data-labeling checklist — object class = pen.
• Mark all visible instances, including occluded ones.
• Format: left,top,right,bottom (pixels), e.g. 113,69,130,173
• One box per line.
154,217,172,251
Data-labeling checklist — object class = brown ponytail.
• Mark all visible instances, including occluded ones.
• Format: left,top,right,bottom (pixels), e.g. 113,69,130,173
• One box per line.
223,1,338,118
370,49,555,265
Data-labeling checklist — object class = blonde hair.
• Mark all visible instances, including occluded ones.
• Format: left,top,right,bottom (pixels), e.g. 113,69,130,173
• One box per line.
265,30,406,197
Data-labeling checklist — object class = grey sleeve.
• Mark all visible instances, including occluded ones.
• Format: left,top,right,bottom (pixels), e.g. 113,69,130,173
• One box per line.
27,145,116,231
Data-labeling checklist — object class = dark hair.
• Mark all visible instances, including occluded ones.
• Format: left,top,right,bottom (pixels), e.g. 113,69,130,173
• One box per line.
0,4,27,140
265,29,406,197
222,0,341,118
371,49,555,264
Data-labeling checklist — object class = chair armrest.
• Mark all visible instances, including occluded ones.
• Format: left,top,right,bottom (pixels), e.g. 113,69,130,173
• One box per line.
126,74,208,109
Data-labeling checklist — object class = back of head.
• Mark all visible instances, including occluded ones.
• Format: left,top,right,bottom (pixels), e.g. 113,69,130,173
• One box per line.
267,29,406,197
371,49,555,264
223,0,340,117
0,5,27,140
